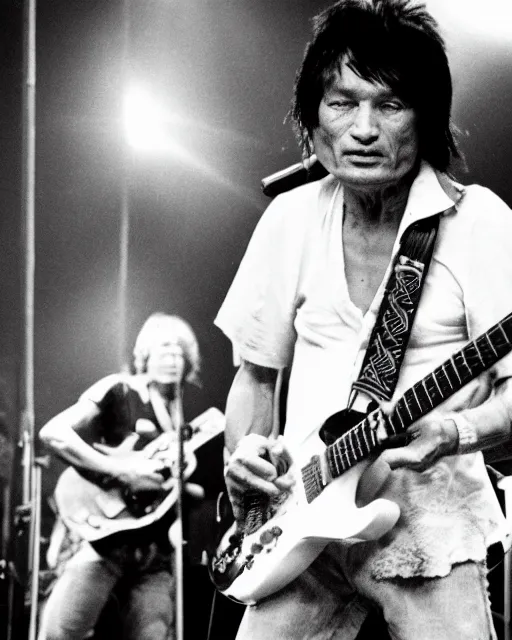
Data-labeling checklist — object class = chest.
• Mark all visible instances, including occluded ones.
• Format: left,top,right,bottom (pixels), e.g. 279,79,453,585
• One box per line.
342,224,397,315
98,392,162,447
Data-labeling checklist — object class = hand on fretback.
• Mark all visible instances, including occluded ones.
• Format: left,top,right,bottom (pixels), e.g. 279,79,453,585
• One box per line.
369,404,459,472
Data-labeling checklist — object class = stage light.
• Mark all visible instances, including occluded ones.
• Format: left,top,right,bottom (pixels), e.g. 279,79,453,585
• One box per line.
426,0,512,43
121,85,261,207
123,86,182,152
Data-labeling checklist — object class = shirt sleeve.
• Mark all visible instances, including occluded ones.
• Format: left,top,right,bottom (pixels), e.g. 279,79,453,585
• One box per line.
78,373,125,409
461,186,512,381
215,189,312,369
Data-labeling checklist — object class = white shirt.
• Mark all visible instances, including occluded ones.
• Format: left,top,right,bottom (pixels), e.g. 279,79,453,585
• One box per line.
215,162,512,578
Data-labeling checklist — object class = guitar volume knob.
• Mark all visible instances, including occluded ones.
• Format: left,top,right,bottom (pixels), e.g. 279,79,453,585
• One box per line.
259,530,275,545
250,542,264,555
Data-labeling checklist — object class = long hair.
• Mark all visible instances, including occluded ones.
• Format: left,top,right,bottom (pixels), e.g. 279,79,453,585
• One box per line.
132,312,201,386
290,0,460,172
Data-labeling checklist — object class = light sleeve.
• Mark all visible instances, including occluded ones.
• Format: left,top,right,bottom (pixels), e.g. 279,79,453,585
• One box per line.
215,189,313,369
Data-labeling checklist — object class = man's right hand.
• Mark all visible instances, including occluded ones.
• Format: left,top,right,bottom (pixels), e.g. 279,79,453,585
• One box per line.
224,434,295,525
110,456,168,492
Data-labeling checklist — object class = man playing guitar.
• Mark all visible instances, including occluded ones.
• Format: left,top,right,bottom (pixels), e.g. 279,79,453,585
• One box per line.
215,1,512,639
38,312,222,640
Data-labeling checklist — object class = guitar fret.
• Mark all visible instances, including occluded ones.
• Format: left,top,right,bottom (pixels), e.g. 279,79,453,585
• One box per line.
348,430,356,463
353,428,363,458
432,372,443,398
332,446,342,476
387,413,400,436
451,358,462,385
485,333,499,359
473,339,485,367
479,335,498,366
349,434,357,464
415,378,432,408
354,432,362,461
361,420,371,453
334,444,342,473
403,396,414,421
460,349,473,378
422,379,435,408
411,386,422,414
488,327,507,354
394,403,406,430
362,427,370,456
341,442,350,470
368,426,377,453
346,431,353,465
499,322,509,345
334,443,344,475
342,434,351,469
360,428,367,456
441,363,454,390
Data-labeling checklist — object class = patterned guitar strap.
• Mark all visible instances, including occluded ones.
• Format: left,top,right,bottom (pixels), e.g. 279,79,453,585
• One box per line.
349,213,441,411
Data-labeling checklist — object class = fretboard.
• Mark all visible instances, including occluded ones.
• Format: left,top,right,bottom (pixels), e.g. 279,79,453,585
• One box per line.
302,312,512,502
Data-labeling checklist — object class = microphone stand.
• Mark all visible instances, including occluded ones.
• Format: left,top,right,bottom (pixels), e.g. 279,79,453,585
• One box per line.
170,384,186,640
13,0,39,637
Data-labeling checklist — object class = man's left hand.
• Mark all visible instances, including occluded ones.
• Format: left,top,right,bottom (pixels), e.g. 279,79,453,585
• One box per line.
371,406,459,472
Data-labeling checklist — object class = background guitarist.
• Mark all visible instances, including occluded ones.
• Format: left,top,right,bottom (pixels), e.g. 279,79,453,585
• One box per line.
215,1,512,639
38,312,218,640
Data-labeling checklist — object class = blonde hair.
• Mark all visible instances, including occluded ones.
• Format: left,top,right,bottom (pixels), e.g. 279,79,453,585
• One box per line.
132,312,201,386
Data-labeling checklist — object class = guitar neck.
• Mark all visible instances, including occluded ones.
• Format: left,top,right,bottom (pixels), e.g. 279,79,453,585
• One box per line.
322,312,512,481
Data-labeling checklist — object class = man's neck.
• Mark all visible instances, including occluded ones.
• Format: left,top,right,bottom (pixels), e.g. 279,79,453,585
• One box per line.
342,173,414,231
151,380,178,401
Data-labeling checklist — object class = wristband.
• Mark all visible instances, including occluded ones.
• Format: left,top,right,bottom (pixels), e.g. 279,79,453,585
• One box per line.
445,411,478,454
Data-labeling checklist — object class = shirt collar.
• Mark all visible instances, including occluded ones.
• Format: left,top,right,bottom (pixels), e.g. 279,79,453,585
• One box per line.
397,161,465,238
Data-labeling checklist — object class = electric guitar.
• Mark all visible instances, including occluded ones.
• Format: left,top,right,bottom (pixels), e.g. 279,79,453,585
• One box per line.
209,312,512,604
54,408,224,547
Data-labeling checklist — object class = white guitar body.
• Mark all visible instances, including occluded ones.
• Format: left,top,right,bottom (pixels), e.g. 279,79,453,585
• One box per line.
217,459,400,604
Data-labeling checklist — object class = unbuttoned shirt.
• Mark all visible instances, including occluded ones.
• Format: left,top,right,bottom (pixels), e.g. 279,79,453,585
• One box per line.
215,161,512,579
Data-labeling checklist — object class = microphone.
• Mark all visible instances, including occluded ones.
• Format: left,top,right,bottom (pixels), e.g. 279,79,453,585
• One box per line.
261,154,329,198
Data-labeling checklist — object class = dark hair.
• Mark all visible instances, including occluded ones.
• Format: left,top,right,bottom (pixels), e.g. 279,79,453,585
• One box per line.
290,0,460,172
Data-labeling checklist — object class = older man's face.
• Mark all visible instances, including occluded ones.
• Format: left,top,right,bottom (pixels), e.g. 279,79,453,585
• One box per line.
313,58,419,191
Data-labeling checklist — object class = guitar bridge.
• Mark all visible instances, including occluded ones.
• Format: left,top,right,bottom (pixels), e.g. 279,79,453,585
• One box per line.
301,455,325,503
